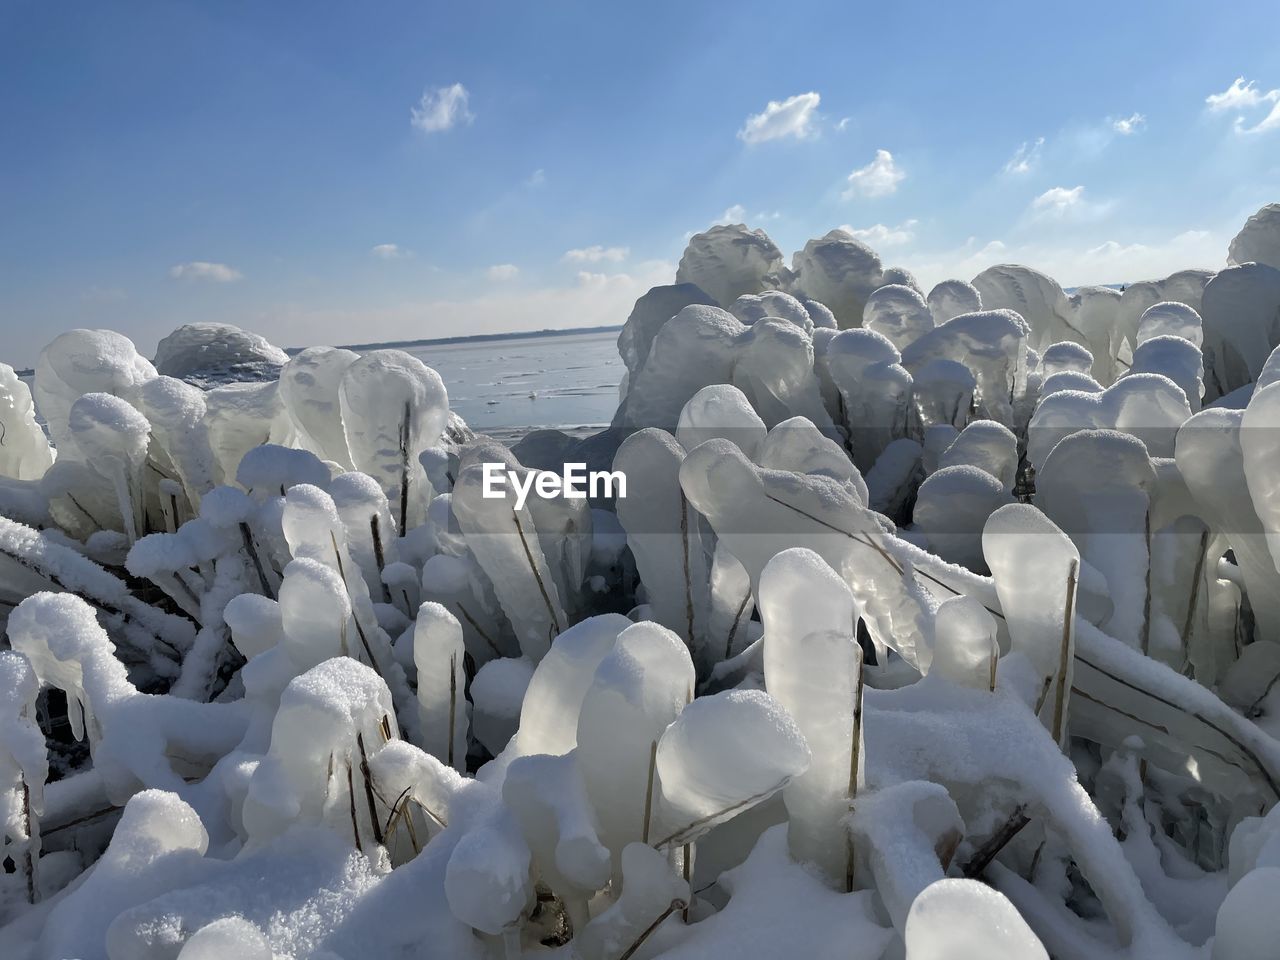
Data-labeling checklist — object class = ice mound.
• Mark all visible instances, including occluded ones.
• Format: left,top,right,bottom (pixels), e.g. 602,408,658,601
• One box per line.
154,322,290,387
676,223,789,308
1230,202,1280,271
4,202,1280,960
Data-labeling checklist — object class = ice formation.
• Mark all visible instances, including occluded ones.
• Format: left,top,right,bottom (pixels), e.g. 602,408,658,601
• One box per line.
3,203,1280,960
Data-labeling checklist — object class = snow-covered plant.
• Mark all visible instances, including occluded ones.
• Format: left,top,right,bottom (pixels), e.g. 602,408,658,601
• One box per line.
5,205,1280,958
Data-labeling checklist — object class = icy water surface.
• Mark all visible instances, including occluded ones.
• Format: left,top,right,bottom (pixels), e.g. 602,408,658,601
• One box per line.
396,330,622,438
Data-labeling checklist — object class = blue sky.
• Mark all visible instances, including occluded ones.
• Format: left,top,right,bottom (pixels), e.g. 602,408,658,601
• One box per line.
3,0,1280,367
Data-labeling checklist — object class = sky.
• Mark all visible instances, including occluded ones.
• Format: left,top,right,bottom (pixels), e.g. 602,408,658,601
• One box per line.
3,0,1280,367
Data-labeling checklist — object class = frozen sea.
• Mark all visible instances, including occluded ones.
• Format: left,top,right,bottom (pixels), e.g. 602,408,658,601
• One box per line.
393,329,622,440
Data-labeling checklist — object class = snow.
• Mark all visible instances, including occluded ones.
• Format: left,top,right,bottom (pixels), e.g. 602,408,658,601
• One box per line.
652,688,809,846
1228,202,1280,271
339,350,449,534
576,621,694,874
791,230,884,328
729,290,814,335
904,877,1049,959
758,548,861,883
675,223,787,308
6,205,1280,960
863,284,935,351
926,278,982,326
153,323,289,387
0,365,54,483
278,346,359,468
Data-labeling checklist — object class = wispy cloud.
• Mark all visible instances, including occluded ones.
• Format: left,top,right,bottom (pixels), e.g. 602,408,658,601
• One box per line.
1111,112,1146,135
563,245,629,263
839,220,918,247
1206,77,1280,134
1029,185,1113,222
1031,185,1085,217
738,92,821,143
370,243,409,260
169,261,242,283
699,205,781,232
411,83,473,133
486,263,519,281
1003,137,1045,174
843,149,904,199
526,168,546,187
716,204,748,224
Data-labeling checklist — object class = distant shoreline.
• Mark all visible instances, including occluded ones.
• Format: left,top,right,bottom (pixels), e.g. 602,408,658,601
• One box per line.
291,324,624,355
11,324,624,378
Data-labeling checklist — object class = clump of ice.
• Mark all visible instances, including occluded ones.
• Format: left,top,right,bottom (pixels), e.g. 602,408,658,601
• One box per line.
6,205,1280,960
153,323,289,387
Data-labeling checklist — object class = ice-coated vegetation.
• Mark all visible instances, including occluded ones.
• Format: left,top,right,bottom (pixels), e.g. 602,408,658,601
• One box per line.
2,203,1280,959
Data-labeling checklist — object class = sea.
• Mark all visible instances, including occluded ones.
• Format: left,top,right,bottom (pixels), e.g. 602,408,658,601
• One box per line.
16,327,626,444
393,328,622,441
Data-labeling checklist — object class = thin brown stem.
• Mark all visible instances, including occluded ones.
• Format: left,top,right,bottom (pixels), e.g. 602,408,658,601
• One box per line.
642,740,658,845
846,650,865,893
513,510,560,636
962,806,1030,878
448,652,458,770
370,515,390,602
240,522,274,598
399,401,411,537
618,900,686,960
356,733,385,846
1050,561,1079,746
346,758,363,853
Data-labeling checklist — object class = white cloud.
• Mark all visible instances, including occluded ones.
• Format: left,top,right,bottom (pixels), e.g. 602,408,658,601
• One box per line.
563,245,629,263
843,149,905,199
370,243,409,259
738,92,821,143
1003,137,1045,174
1029,185,1114,222
716,204,748,224
526,168,546,186
835,117,851,131
1243,102,1280,134
169,261,242,283
1111,112,1146,135
486,264,519,281
839,219,918,247
411,83,473,133
1206,77,1278,112
1206,77,1280,134
1032,185,1085,216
